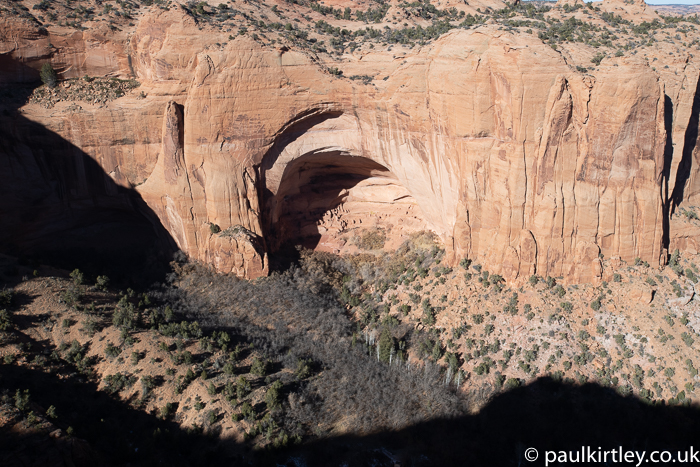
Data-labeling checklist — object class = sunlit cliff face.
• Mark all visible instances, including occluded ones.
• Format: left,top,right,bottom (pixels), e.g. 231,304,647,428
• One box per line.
5,2,700,284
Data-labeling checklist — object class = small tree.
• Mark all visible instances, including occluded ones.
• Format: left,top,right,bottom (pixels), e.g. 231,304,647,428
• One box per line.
69,269,84,286
40,63,57,88
241,401,255,421
0,309,13,332
237,376,251,399
95,275,110,291
377,329,394,363
46,405,57,419
250,357,269,377
265,380,283,410
504,378,521,390
159,403,175,420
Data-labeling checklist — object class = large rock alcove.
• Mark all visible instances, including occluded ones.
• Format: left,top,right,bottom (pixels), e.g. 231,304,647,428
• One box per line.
259,111,432,256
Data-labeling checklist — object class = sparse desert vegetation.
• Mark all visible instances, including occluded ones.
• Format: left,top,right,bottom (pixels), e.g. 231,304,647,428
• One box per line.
4,229,700,463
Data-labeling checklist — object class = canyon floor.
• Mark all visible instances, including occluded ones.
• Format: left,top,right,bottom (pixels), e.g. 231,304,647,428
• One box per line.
3,231,700,465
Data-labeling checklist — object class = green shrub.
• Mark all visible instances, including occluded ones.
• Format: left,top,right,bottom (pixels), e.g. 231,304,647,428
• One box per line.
504,378,520,390
503,293,519,314
14,389,30,412
591,52,605,65
46,405,57,419
265,380,284,410
378,329,394,363
474,361,491,375
0,289,13,308
682,332,695,347
295,358,312,380
70,269,84,286
421,299,435,326
194,396,205,411
159,402,175,420
104,373,137,394
237,376,251,399
113,302,137,331
250,357,269,377
0,309,13,332
241,401,255,421
140,375,156,393
553,285,566,298
61,286,83,308
158,320,203,339
40,63,57,88
95,275,110,291
105,342,121,358
445,351,460,373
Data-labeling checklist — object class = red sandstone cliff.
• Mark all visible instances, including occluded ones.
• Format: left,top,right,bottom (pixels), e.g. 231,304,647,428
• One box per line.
2,0,699,283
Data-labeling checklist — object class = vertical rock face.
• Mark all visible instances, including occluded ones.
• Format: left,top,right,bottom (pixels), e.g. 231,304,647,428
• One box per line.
0,78,173,279
127,23,667,283
137,100,268,277
1,9,697,283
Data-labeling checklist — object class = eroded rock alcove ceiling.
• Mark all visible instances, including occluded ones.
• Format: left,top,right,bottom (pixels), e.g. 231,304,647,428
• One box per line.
260,113,430,256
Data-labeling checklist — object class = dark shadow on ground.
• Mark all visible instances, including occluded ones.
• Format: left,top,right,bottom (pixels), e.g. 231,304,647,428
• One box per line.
0,363,242,467
6,369,697,466
0,57,175,286
278,377,700,466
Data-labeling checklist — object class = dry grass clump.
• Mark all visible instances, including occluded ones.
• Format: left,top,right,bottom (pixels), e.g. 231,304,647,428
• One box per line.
356,228,387,250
